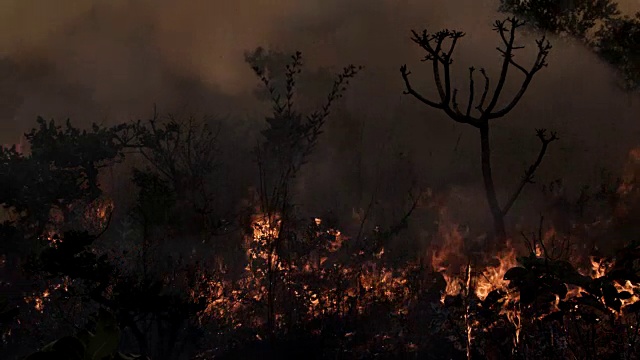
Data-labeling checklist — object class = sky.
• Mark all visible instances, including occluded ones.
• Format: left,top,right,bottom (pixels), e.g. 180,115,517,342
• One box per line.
0,0,639,233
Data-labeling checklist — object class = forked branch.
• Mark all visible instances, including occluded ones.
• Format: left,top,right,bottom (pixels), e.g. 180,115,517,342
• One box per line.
486,24,552,119
400,17,552,123
501,129,559,216
400,29,474,125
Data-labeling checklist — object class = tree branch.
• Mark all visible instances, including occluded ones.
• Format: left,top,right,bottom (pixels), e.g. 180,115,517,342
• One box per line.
442,31,465,102
488,34,552,120
401,28,476,126
484,18,523,115
501,129,558,216
476,68,490,112
400,65,444,109
432,33,447,101
466,67,475,117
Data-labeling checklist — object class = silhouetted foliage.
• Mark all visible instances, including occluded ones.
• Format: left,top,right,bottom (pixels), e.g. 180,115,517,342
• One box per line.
245,47,362,339
500,0,619,37
499,0,640,91
0,117,124,250
596,12,640,91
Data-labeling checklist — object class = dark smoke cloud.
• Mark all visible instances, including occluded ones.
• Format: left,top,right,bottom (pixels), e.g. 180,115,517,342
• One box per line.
1,0,639,235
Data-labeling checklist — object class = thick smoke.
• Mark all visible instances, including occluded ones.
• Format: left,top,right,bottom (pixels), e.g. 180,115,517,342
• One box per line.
1,0,639,237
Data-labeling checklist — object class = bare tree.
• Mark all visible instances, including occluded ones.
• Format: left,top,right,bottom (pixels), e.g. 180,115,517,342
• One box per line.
400,17,556,242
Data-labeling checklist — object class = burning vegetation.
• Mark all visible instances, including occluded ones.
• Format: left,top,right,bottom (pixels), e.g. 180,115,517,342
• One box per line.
1,15,640,360
189,181,640,360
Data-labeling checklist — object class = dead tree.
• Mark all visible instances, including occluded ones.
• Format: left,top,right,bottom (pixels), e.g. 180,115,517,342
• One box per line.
400,17,556,242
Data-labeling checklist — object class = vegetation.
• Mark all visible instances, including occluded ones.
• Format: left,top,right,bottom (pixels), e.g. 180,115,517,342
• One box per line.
0,8,639,360
400,17,555,243
499,0,640,91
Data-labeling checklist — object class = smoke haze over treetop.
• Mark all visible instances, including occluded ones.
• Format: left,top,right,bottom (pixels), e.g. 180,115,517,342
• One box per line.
0,0,638,206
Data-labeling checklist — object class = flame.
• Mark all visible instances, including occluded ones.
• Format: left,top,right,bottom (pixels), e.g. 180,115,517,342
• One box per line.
23,278,70,312
430,209,467,301
190,157,640,354
251,212,281,241
475,246,518,301
590,256,610,279
615,280,640,308
464,263,473,360
474,245,521,347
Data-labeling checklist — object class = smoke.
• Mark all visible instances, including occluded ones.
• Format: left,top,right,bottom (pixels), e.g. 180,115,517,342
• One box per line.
1,0,639,235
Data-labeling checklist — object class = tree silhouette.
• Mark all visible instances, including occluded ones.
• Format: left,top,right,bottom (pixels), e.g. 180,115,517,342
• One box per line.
246,48,361,339
499,0,640,91
596,13,640,91
0,118,124,245
499,0,619,38
400,18,556,242
113,111,234,243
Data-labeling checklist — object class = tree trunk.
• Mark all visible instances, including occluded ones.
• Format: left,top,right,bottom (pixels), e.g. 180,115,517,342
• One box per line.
479,123,507,242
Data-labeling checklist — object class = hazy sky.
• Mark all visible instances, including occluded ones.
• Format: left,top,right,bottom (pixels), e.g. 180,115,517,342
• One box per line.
1,0,639,230
0,1,634,126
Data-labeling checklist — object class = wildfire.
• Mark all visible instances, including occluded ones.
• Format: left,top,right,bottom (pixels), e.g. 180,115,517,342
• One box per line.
615,280,640,308
251,212,281,241
188,144,640,356
23,279,70,312
188,199,640,360
24,290,49,312
21,197,112,313
475,246,518,301
590,256,611,279
429,209,468,301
